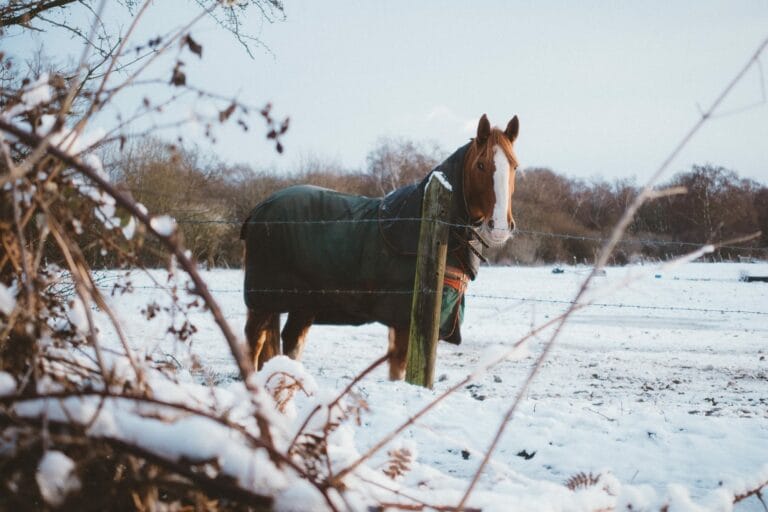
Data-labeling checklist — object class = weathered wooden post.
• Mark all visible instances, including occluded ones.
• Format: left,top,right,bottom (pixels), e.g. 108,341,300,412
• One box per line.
406,173,452,388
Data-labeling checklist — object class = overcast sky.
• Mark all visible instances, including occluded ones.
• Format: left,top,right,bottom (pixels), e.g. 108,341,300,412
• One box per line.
7,1,768,183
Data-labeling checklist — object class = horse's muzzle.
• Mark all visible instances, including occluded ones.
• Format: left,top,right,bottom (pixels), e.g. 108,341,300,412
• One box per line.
480,222,514,246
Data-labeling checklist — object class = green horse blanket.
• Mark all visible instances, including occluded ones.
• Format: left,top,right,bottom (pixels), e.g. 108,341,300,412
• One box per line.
241,143,481,343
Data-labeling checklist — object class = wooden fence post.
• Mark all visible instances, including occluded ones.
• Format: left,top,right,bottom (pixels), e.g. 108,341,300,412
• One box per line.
406,173,452,388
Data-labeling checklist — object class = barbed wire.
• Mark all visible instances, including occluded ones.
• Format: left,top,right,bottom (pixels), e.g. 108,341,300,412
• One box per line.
98,283,768,316
465,292,768,316
164,216,768,253
513,229,766,251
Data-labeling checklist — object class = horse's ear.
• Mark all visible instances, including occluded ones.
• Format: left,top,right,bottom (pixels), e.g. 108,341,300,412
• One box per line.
477,114,491,144
505,116,520,143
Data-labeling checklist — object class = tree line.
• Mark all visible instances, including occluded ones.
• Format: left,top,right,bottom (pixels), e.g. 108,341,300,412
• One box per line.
100,137,767,268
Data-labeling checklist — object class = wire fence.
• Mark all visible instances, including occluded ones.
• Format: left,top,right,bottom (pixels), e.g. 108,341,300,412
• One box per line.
96,282,768,317
89,214,768,317
169,216,768,254
91,204,768,318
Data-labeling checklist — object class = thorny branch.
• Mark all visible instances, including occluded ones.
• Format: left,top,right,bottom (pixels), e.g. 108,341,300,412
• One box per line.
0,2,310,508
0,118,254,381
0,0,79,28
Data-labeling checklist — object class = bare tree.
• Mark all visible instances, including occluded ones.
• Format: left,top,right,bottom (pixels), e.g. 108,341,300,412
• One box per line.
366,137,442,195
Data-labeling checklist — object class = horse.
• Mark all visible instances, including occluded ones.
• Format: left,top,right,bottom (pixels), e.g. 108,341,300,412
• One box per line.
240,114,520,379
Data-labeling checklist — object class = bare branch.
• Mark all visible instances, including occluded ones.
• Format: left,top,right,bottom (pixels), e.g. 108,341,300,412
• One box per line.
0,0,79,29
0,119,253,381
455,34,768,509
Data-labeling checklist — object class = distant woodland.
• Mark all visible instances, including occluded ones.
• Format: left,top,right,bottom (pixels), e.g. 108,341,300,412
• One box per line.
101,138,768,267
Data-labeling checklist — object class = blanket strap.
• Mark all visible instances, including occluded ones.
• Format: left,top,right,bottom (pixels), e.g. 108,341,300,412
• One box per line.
443,266,470,294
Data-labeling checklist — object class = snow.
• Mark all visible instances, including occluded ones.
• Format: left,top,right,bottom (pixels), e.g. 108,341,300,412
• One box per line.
122,216,137,240
150,215,177,236
16,380,290,494
11,183,36,206
36,451,81,507
68,153,128,234
51,120,106,156
67,298,89,334
252,356,319,420
427,171,452,192
21,74,52,110
26,262,768,510
1,74,52,119
273,480,328,511
0,372,16,397
0,281,16,315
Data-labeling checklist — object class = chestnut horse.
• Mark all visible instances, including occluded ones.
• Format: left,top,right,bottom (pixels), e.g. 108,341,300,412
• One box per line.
241,114,520,379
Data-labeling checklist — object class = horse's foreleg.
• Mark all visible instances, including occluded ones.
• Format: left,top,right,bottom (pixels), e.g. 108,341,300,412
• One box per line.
387,326,409,381
282,311,314,360
258,314,281,369
245,309,280,371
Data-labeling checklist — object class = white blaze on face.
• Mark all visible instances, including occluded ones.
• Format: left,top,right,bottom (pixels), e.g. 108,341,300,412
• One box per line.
489,145,511,243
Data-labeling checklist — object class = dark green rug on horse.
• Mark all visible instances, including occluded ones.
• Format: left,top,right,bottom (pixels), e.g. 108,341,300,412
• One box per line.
241,143,480,343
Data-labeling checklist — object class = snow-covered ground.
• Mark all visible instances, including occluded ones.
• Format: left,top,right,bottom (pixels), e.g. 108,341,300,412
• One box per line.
93,262,768,510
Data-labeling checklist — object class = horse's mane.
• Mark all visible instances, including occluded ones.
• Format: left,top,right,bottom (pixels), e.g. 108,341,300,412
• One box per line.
466,128,517,169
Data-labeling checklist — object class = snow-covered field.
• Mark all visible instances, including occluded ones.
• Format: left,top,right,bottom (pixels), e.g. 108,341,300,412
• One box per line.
95,262,768,510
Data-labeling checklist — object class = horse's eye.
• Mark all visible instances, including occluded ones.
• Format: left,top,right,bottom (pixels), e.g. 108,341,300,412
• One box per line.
478,162,485,171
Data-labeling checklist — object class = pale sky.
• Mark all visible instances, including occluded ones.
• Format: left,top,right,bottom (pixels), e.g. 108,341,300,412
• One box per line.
5,1,768,183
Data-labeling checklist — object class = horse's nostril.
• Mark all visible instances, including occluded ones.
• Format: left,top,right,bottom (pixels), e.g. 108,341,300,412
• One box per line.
488,219,495,229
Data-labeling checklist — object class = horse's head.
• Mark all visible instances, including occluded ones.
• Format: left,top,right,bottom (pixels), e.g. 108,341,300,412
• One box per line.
463,114,520,246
